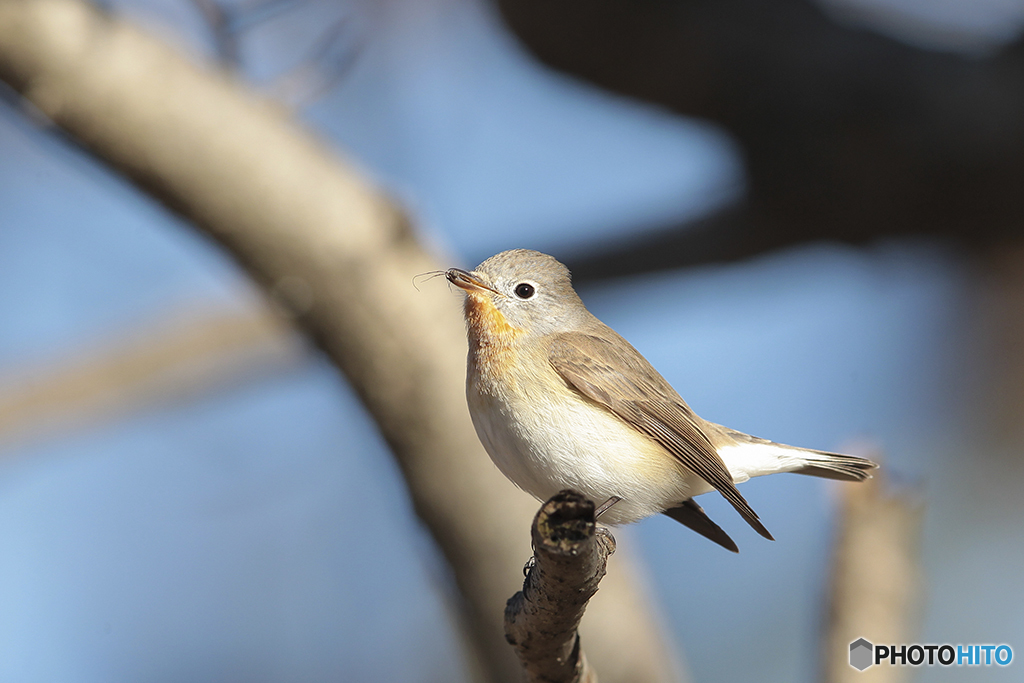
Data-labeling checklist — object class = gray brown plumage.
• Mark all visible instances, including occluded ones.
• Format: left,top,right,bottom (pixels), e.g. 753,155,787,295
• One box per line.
448,249,877,551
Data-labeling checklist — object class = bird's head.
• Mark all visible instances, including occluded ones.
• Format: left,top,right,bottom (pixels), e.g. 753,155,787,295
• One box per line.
446,249,588,339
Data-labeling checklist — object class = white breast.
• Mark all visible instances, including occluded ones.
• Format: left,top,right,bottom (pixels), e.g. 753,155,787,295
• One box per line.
467,370,697,525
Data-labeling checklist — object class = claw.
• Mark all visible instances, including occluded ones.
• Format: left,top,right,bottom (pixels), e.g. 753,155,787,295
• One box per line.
594,496,622,519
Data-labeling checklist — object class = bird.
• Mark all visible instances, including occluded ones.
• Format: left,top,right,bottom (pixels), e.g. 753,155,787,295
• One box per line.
446,249,877,551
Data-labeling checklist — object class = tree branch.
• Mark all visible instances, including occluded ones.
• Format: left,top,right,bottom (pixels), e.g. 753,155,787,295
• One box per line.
0,303,305,449
505,491,615,683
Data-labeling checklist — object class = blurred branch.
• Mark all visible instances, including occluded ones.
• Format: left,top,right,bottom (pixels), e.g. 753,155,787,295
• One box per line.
267,14,363,107
971,241,1024,444
823,461,924,683
188,0,305,66
497,0,1024,274
0,304,305,448
187,0,362,106
189,0,240,66
505,491,612,683
0,2,679,682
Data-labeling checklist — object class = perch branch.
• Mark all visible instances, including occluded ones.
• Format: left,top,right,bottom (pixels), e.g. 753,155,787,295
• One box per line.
505,490,615,683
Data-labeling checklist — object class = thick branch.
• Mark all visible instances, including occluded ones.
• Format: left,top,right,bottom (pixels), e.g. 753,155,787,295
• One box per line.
505,491,614,683
0,3,679,682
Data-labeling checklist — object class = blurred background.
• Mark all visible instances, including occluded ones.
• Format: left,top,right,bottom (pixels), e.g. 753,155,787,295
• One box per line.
2,0,1023,681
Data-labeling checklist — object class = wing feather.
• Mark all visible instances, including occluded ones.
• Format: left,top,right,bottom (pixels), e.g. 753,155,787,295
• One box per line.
548,331,772,540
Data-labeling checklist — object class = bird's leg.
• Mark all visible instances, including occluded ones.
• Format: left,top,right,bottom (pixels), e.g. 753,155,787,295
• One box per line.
594,495,622,519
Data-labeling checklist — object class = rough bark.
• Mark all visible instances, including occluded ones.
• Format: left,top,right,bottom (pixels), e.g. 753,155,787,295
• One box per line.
0,2,680,681
505,491,614,683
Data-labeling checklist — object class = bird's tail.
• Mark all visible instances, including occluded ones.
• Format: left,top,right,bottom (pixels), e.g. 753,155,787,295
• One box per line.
790,449,876,481
720,427,878,482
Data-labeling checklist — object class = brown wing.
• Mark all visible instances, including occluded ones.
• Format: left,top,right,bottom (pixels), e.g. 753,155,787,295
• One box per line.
548,331,773,540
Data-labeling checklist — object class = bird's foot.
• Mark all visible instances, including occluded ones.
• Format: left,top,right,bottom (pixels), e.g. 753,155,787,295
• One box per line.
595,524,617,553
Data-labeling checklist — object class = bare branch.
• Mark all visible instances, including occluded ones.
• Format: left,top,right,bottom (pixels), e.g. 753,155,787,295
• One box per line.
186,0,360,105
505,491,614,683
188,0,240,66
267,14,363,107
231,0,304,28
0,303,305,449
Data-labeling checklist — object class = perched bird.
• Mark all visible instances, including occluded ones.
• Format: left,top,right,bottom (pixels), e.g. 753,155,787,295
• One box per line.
446,249,876,551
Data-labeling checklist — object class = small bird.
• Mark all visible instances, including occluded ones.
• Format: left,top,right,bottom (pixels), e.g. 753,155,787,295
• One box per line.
446,249,877,551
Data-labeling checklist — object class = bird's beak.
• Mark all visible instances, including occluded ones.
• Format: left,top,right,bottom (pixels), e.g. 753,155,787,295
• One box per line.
446,268,499,296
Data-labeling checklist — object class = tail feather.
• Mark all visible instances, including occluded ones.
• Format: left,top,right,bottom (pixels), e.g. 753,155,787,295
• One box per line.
793,451,876,481
718,426,878,482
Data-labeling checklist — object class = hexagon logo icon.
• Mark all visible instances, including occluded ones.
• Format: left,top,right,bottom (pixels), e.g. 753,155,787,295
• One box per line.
850,638,874,671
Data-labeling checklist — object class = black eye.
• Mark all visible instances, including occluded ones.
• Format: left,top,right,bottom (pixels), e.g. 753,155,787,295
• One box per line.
514,283,535,299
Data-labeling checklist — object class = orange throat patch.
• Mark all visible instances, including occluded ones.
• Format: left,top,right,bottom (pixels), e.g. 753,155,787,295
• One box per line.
464,293,523,388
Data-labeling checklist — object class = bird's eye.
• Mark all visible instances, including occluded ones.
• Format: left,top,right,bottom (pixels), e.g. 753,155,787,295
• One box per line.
514,283,536,299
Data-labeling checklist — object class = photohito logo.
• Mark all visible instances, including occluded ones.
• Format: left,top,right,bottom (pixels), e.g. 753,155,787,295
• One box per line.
849,638,1013,671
